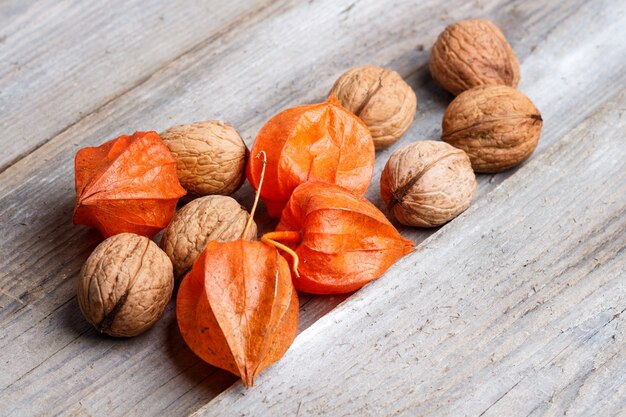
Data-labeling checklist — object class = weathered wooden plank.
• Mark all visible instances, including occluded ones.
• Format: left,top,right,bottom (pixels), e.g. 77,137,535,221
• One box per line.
195,85,626,417
1,0,625,415
0,0,274,172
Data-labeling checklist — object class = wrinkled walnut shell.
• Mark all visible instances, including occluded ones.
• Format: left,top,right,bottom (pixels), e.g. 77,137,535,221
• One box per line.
77,233,174,337
161,121,248,197
442,85,543,173
380,140,476,227
329,65,417,149
430,18,520,96
160,195,257,278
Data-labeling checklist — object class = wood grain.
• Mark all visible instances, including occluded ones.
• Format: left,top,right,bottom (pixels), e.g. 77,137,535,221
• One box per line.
0,0,275,172
196,86,626,417
0,0,625,415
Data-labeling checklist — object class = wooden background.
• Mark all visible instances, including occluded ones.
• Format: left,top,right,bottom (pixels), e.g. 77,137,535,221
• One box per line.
0,0,624,416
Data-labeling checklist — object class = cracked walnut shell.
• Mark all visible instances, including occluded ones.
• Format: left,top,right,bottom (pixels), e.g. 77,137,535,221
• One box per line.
442,85,543,173
329,65,417,149
380,141,476,227
160,195,257,278
161,121,247,197
77,233,174,337
430,18,520,96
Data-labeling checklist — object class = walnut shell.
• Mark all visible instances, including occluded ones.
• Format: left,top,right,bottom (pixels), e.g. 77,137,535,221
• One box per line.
161,121,247,197
442,85,543,173
160,195,257,278
430,18,520,96
329,65,417,149
77,233,174,337
380,140,476,227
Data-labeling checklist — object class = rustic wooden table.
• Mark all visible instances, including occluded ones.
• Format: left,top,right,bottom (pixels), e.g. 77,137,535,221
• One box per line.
1,1,625,416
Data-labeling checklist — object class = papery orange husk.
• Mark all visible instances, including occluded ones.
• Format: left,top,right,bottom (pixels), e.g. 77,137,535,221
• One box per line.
272,181,414,294
246,96,375,217
73,131,186,238
177,240,298,387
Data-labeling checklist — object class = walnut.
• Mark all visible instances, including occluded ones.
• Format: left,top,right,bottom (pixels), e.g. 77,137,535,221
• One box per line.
160,195,257,278
380,140,476,227
429,18,520,96
329,65,417,149
160,121,248,197
77,233,174,337
442,85,543,173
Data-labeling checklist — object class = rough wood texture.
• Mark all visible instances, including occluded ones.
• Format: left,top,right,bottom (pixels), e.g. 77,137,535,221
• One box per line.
0,0,273,172
0,0,625,415
198,87,626,417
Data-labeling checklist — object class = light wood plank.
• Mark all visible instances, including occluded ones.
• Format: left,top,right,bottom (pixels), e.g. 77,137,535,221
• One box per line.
196,85,626,417
0,0,273,171
1,0,625,415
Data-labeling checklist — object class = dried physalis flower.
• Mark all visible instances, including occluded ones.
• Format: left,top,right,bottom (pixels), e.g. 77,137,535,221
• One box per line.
160,195,257,279
380,141,476,227
329,65,417,149
263,181,414,294
442,85,543,172
246,96,375,217
177,239,298,387
160,121,248,197
177,152,298,387
78,233,174,337
430,18,520,95
73,131,186,238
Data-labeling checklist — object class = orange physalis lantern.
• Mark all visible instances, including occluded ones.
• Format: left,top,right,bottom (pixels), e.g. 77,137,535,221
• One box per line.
246,95,375,217
177,240,298,387
265,181,414,294
73,131,186,238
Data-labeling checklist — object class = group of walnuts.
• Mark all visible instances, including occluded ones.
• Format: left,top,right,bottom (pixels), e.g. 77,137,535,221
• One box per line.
76,18,542,337
334,19,542,228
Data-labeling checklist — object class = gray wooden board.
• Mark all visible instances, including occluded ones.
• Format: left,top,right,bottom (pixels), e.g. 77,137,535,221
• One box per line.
0,0,274,172
197,87,626,417
0,0,625,415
